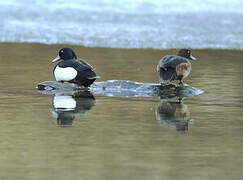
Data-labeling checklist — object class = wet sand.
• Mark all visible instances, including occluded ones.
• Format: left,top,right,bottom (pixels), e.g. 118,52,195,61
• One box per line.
0,42,242,85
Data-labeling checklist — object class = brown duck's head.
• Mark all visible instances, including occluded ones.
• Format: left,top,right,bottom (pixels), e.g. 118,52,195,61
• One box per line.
177,49,197,61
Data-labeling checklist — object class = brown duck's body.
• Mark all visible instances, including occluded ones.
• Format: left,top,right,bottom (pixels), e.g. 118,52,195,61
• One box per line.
157,49,196,85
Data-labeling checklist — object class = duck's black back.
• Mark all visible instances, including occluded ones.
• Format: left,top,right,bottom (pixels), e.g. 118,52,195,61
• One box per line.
160,55,188,68
58,59,93,72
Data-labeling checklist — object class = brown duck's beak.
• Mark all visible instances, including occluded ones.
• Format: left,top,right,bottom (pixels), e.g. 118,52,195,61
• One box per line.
52,55,61,63
189,54,197,61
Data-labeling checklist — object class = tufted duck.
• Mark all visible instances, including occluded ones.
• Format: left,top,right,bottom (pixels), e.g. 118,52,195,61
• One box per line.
157,49,196,85
52,48,100,87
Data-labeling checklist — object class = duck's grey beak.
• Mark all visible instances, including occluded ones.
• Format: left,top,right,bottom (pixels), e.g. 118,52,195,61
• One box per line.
189,54,197,61
52,55,61,63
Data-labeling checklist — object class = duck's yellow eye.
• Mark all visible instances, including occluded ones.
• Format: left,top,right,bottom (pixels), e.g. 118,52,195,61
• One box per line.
60,50,64,53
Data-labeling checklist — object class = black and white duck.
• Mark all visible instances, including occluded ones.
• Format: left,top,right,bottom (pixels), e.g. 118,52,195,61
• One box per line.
52,47,100,87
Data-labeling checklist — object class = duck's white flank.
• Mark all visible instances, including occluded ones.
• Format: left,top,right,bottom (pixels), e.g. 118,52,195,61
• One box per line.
54,66,77,82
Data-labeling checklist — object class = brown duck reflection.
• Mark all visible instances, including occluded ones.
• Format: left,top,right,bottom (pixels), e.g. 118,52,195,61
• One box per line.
51,91,96,126
156,99,194,131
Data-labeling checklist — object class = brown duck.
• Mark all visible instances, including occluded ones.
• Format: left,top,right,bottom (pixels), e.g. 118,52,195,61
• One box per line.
157,49,196,85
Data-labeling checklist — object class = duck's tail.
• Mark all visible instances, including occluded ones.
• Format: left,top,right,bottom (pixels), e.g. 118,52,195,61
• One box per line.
84,69,101,80
87,75,101,80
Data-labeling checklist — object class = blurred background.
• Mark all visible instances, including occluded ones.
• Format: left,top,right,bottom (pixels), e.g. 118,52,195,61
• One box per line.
1,0,243,49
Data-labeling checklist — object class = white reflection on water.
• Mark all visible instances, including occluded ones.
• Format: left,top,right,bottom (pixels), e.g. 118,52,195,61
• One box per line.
51,91,96,126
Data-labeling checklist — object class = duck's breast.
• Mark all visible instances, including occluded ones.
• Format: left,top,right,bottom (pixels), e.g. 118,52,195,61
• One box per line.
175,61,191,78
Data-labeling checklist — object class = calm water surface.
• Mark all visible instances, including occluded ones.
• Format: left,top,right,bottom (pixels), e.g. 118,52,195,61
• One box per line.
0,43,243,180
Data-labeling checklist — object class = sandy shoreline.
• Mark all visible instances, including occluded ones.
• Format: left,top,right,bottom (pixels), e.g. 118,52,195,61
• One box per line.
0,42,242,86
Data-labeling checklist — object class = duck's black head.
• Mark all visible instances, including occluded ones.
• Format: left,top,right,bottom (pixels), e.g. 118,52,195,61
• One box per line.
177,49,196,61
52,47,77,63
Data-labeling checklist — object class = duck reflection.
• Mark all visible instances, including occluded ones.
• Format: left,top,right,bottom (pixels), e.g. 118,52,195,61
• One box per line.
51,91,96,126
156,99,193,131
